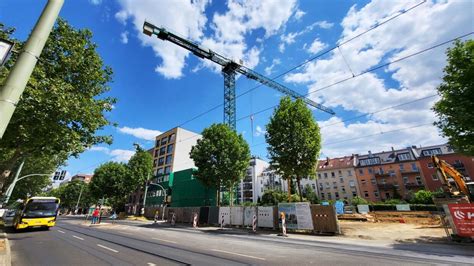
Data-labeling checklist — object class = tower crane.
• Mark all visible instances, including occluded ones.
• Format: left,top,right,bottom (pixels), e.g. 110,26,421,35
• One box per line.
143,21,335,130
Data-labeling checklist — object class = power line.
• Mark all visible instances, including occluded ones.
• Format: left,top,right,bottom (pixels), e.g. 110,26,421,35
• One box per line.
171,1,427,128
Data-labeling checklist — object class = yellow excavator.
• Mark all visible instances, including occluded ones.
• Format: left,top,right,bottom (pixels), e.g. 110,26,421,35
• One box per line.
432,155,474,203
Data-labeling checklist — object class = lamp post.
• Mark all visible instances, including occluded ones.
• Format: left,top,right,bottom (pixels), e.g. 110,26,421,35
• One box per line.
4,172,53,204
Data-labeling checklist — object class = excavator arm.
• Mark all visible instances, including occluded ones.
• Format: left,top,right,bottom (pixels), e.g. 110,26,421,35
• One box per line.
432,155,471,199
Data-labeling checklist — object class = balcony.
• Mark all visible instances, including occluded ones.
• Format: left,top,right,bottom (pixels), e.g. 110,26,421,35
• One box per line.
377,183,395,190
374,171,390,178
404,183,425,189
400,168,420,174
453,162,465,170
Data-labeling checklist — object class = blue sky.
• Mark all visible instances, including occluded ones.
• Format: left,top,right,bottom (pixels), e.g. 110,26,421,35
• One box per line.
1,0,473,179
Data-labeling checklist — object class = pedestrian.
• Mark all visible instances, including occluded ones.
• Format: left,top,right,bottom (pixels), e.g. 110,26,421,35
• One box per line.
110,210,118,224
154,210,160,223
91,207,100,225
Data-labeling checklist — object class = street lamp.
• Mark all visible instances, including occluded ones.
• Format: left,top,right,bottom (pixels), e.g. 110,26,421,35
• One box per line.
0,38,14,66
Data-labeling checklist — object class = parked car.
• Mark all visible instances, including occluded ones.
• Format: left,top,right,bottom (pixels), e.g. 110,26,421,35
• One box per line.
1,208,18,227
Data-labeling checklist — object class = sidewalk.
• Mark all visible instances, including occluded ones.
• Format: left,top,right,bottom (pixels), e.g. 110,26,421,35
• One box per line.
0,232,11,266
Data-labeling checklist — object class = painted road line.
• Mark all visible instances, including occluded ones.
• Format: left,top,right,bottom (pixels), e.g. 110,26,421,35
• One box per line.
121,232,133,235
97,244,119,253
72,235,84,240
57,230,65,234
211,249,266,261
152,238,177,244
147,263,157,266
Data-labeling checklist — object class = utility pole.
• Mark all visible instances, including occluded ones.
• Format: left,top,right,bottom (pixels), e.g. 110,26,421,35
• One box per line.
74,183,85,214
3,159,25,204
0,0,64,138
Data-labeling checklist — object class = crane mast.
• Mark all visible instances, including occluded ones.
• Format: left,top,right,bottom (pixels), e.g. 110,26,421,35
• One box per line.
143,21,335,130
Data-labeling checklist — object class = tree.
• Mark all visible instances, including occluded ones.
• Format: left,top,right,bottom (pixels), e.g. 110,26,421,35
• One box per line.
350,196,369,206
411,190,434,205
190,123,251,206
0,19,116,190
128,144,153,191
50,180,93,212
433,40,474,156
303,184,319,204
89,162,130,210
266,97,322,202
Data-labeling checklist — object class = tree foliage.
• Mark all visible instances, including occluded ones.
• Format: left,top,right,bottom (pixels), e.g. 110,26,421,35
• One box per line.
190,123,251,206
302,184,319,204
89,162,130,210
433,40,474,156
128,145,153,188
411,190,434,205
350,196,369,206
266,97,322,201
50,180,93,211
0,19,115,189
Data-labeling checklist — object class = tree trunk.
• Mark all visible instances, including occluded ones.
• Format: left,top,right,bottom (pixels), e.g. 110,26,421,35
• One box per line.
0,149,23,192
217,185,221,207
287,178,292,202
296,178,303,202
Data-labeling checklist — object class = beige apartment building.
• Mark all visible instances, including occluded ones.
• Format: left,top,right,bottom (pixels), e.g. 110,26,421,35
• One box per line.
315,156,359,201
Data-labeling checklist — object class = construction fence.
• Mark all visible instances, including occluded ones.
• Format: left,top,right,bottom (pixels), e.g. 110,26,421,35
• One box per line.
145,203,339,234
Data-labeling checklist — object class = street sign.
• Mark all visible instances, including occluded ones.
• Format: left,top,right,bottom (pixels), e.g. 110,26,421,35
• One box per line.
448,203,474,238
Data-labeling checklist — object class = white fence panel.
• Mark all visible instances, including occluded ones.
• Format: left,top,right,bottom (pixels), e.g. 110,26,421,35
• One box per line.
257,206,275,228
243,207,257,226
218,207,230,225
230,207,244,226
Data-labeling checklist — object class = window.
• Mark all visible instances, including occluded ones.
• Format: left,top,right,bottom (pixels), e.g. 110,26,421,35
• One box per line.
331,172,335,177
427,163,433,168
167,144,174,153
359,169,364,175
332,182,337,189
359,157,381,166
168,133,176,142
339,177,344,183
432,174,439,181
318,173,321,179
324,173,328,178
161,137,168,145
325,182,330,189
389,170,395,176
374,191,379,198
155,139,160,147
361,179,367,185
159,146,166,156
415,176,423,185
368,168,373,174
157,168,164,175
447,145,453,152
341,186,346,192
338,170,342,175
321,193,325,199
327,193,332,200
399,164,404,170
158,157,165,166
165,155,172,165
421,148,441,156
349,180,356,187
319,183,324,190
364,191,369,197
312,184,316,190
411,163,417,171
381,178,386,184
335,192,339,198
153,159,157,167
385,192,390,199
397,153,410,161
164,166,171,174
403,176,408,184
352,191,357,197
371,178,376,185
347,170,352,176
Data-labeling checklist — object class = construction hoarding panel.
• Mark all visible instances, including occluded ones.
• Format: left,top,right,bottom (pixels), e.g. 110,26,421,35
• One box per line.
257,206,276,228
278,202,314,230
310,205,339,234
230,207,244,225
208,206,219,225
447,203,474,237
244,207,257,226
218,207,231,225
199,207,209,224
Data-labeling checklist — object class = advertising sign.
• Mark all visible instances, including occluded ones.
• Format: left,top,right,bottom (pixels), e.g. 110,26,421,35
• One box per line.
448,204,474,238
278,202,313,230
357,205,369,214
396,204,411,211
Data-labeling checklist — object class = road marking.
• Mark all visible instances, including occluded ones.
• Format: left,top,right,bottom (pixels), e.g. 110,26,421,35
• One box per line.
121,232,133,235
72,235,84,240
97,244,119,253
57,230,65,234
147,263,157,266
152,238,177,244
211,249,266,261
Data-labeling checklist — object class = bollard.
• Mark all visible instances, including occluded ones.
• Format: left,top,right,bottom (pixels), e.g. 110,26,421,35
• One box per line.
193,212,198,228
252,214,257,233
171,213,176,226
220,214,225,229
279,211,288,237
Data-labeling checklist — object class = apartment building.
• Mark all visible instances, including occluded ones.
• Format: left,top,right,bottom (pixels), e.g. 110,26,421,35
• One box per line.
315,156,359,202
70,174,93,183
415,144,474,191
355,147,425,202
237,157,269,204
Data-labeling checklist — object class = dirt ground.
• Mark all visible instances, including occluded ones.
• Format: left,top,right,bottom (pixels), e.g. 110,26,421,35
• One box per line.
340,220,448,243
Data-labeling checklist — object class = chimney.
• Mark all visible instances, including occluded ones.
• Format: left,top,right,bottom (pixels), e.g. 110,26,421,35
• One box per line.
368,150,372,157
391,147,394,151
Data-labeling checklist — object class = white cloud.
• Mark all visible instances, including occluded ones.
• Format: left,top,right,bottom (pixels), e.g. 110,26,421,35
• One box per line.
279,20,333,53
314,20,334,29
284,0,473,156
255,125,266,137
118,126,162,141
264,58,281,76
307,38,327,54
120,31,129,44
89,0,102,5
294,9,306,20
88,146,136,162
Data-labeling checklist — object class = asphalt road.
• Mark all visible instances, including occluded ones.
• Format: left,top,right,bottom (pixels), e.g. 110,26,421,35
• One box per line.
6,217,474,266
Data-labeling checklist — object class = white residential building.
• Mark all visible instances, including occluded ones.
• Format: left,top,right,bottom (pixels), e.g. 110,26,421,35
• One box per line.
237,157,269,203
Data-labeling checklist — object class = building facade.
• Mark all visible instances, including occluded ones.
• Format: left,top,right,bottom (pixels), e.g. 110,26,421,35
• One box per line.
237,157,269,204
416,144,474,191
355,147,425,202
70,174,93,183
315,156,358,202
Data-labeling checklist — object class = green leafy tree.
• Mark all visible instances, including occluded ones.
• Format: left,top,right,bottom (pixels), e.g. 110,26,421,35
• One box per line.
266,97,322,202
89,162,130,210
433,40,474,155
190,123,251,206
261,189,286,206
50,180,93,212
350,196,369,206
411,190,434,204
303,184,319,204
128,145,153,192
0,19,115,190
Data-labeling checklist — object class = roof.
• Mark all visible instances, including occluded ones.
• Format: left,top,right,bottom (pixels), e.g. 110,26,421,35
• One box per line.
318,156,355,170
356,147,417,166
